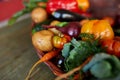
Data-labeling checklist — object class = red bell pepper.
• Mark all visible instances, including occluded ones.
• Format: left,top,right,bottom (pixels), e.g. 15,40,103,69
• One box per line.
46,0,84,14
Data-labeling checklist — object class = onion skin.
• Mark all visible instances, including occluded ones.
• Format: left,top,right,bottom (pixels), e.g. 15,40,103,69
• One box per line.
32,30,54,52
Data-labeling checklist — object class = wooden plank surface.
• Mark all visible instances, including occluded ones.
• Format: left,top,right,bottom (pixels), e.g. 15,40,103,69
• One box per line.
0,18,56,80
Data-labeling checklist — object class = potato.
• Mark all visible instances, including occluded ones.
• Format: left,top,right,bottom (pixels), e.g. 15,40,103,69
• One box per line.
32,30,54,52
31,7,47,23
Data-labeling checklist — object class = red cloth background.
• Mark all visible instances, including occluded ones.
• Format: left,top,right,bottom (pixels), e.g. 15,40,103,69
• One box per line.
0,0,24,21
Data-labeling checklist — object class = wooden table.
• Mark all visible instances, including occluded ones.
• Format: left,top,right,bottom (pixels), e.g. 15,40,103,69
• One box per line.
0,18,56,80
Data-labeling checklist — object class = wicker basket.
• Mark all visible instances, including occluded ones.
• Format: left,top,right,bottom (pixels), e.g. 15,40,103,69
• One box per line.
35,48,65,76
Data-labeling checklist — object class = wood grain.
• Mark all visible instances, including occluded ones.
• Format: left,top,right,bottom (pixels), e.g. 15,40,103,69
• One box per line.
0,18,56,80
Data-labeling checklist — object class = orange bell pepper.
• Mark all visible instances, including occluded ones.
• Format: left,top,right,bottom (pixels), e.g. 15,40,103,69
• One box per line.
81,20,114,40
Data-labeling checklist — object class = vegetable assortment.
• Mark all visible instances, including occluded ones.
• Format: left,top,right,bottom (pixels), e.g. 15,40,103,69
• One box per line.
31,20,120,80
9,0,120,80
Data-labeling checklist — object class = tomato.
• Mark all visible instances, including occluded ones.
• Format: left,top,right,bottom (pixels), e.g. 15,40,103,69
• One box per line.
52,35,71,49
101,39,114,55
101,37,120,57
81,20,114,40
113,41,120,57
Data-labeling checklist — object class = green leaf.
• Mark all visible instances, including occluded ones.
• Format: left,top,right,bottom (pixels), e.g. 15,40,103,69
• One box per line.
8,17,17,26
8,9,31,26
63,38,104,71
32,24,44,33
71,38,82,47
32,19,52,34
105,56,120,76
56,22,68,27
79,33,94,40
83,53,112,72
62,43,72,59
24,2,37,9
83,53,120,79
90,60,112,78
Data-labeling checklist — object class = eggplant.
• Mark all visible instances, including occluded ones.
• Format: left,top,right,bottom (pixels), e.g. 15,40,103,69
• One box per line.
52,9,87,21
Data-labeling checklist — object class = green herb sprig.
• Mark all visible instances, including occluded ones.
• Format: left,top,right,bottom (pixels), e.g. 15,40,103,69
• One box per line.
62,33,104,71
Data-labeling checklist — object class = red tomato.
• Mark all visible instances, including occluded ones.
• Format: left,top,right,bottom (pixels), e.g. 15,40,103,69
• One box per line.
101,37,120,57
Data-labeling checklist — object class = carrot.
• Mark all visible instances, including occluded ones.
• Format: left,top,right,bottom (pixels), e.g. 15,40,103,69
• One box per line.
25,49,60,80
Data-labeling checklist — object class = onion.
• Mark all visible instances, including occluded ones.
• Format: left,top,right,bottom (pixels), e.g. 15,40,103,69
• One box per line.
57,22,81,38
32,30,54,52
31,7,47,23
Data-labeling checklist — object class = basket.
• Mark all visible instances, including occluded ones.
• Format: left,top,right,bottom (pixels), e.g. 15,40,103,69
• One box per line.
35,48,65,76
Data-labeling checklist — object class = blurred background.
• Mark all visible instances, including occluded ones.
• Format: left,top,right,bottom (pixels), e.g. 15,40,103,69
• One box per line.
0,0,28,28
0,0,24,21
